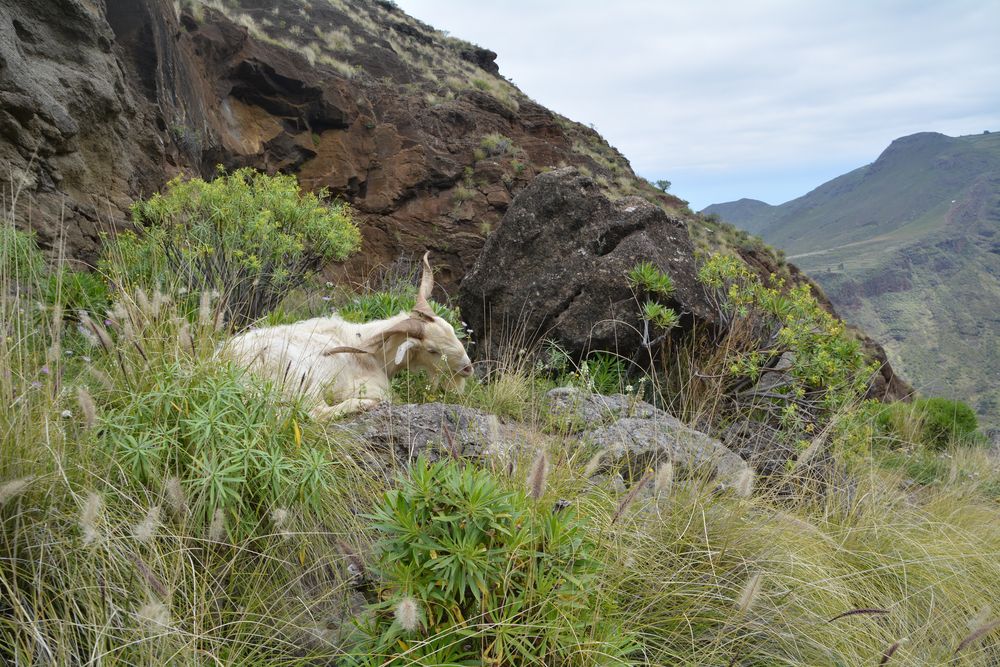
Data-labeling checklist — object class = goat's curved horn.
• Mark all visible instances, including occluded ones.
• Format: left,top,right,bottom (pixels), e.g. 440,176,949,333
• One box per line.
368,318,425,345
414,251,435,317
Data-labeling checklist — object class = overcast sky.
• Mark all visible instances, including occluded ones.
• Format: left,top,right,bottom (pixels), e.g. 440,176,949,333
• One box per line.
394,1,1000,209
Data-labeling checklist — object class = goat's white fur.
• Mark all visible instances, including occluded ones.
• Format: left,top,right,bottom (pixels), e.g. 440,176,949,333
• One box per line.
221,253,472,419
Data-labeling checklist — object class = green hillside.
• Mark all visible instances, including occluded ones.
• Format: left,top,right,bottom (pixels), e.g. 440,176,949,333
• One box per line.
706,131,1000,425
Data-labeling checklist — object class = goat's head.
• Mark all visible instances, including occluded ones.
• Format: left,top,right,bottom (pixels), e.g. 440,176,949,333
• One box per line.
367,253,473,390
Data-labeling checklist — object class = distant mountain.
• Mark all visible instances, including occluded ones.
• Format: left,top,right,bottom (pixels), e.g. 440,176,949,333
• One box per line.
701,198,776,234
705,131,1000,425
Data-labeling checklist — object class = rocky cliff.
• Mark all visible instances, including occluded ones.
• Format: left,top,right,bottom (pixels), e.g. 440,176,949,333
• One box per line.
1,0,909,401
1,0,686,288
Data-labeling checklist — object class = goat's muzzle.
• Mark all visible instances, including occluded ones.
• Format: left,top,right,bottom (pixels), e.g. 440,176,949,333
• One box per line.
458,363,474,377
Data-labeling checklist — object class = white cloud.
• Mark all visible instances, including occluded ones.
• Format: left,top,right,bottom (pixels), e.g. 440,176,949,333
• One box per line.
395,0,1000,208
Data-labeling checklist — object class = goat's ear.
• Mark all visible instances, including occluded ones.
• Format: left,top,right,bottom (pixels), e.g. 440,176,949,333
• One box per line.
394,338,419,365
414,251,435,318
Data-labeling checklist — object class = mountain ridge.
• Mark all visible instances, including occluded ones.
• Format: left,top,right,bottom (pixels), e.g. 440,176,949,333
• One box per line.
705,130,1000,424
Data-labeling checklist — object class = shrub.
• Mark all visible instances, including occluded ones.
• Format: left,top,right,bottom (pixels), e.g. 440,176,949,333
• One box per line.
697,253,873,411
96,357,337,538
44,267,110,315
103,167,360,326
349,456,631,665
915,397,978,448
878,396,979,450
479,132,514,157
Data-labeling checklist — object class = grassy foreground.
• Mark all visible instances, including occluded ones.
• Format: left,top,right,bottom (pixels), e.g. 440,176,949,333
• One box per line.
4,215,1000,665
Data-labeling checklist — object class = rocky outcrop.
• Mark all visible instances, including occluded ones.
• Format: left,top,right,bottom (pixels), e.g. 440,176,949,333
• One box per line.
459,168,715,358
546,387,752,492
0,0,163,264
1,0,683,293
341,402,524,462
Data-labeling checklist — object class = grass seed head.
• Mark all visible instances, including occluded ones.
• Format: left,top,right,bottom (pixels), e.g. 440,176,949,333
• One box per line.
394,596,421,632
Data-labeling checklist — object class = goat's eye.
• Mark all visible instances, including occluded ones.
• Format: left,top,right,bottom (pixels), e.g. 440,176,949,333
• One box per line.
426,347,439,355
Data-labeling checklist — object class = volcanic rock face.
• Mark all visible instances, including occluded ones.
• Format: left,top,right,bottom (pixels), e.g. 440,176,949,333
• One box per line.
1,0,677,292
0,0,160,264
459,168,715,358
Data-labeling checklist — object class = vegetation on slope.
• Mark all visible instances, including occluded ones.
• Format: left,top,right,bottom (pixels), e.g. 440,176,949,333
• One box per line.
3,170,1000,664
706,131,1000,426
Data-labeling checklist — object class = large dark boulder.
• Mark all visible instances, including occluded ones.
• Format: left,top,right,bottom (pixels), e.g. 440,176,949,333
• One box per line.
459,168,715,358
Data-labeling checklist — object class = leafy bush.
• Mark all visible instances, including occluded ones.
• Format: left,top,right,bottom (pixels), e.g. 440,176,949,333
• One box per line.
877,396,979,450
914,397,978,448
96,360,336,537
338,286,465,337
350,457,630,665
697,253,873,411
103,167,360,326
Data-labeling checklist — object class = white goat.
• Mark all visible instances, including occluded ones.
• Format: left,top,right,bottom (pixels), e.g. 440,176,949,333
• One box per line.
222,253,473,419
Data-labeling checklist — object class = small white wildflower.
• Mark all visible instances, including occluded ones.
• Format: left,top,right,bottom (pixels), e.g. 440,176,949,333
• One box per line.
394,596,421,632
60,409,72,419
133,505,160,543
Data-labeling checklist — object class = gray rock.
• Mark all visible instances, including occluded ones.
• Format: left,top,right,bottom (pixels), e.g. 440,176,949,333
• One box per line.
548,387,751,494
341,402,520,462
546,386,665,430
587,417,751,494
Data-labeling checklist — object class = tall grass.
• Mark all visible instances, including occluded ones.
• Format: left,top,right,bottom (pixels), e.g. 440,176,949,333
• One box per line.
4,198,1000,664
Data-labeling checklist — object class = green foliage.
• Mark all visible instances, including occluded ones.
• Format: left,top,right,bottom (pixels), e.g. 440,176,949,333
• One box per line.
698,253,873,410
629,261,679,339
44,267,110,315
0,223,44,282
350,457,630,665
98,360,334,536
876,396,979,451
914,397,978,448
561,352,631,395
479,132,515,157
338,286,465,337
642,299,680,330
103,167,360,325
654,179,671,193
628,261,674,297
